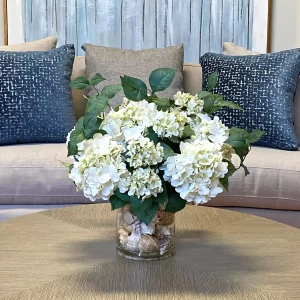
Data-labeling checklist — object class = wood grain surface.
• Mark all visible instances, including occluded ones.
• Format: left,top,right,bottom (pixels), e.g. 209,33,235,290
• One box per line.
0,204,299,299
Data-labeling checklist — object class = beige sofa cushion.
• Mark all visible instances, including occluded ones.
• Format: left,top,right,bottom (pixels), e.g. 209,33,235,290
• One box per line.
0,143,299,210
71,58,203,120
0,36,58,52
0,144,100,205
223,42,300,144
209,146,300,210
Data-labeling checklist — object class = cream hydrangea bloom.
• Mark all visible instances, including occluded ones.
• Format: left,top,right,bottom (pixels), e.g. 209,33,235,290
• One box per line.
222,143,235,161
69,134,130,201
101,99,158,141
153,109,190,138
160,139,228,205
128,168,163,200
191,114,229,149
126,136,164,168
174,92,204,115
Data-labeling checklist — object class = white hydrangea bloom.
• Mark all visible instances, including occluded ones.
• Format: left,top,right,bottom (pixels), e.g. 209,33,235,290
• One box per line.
102,99,158,141
160,139,228,205
128,168,163,200
174,91,204,115
69,134,130,201
191,114,229,149
153,109,190,138
126,136,164,168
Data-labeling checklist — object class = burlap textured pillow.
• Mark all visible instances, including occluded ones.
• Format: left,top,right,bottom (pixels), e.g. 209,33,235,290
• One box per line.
0,36,58,52
82,44,184,107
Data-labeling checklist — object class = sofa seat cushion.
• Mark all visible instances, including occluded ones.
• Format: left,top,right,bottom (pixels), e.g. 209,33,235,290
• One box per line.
1,144,300,209
0,144,103,205
209,147,300,210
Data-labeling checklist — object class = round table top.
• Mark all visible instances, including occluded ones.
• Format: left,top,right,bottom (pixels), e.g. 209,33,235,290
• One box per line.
0,204,299,300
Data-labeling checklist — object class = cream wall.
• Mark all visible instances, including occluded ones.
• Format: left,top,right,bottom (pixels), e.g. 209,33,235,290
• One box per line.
0,0,3,46
0,0,299,52
271,0,300,52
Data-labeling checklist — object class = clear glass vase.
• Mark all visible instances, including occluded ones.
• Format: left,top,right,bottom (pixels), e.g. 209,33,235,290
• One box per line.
116,205,175,261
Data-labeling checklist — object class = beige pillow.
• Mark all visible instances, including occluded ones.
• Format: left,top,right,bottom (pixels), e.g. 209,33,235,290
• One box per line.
0,36,58,52
82,44,184,108
222,42,300,145
222,42,260,56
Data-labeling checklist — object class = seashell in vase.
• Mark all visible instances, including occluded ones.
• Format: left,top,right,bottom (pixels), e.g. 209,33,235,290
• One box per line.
123,232,141,253
123,212,138,225
118,228,130,237
141,222,156,235
132,218,142,236
159,236,171,255
159,201,168,211
154,225,171,239
139,235,160,256
124,225,133,233
158,211,175,226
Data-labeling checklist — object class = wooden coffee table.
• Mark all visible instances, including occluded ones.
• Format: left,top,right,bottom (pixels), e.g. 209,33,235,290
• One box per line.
0,204,299,299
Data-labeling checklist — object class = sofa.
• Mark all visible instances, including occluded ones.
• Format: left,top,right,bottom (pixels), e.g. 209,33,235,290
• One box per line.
1,57,300,228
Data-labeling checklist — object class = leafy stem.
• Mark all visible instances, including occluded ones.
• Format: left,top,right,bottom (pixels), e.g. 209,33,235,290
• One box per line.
93,86,100,95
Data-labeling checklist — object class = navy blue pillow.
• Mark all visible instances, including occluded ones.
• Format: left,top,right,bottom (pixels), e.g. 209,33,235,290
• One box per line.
0,44,76,145
200,50,300,150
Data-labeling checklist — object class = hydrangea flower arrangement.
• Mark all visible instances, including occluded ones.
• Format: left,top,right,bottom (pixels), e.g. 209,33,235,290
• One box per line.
64,69,264,225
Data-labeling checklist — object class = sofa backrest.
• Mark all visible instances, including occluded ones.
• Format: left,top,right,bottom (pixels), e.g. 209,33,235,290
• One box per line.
71,57,202,120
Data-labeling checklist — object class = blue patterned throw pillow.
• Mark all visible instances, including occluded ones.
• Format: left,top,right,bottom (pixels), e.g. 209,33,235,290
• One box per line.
0,44,76,145
200,50,300,150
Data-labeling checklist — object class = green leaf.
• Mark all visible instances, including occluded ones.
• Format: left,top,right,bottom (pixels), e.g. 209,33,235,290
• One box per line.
149,68,176,93
182,125,195,138
247,129,265,144
110,195,128,211
75,117,84,130
168,136,181,144
114,189,130,203
219,161,238,191
67,129,85,157
84,118,104,139
226,127,250,147
207,71,218,92
101,84,122,99
214,100,244,111
234,146,250,164
242,165,250,176
151,97,171,107
90,73,106,87
86,94,109,115
164,183,187,213
203,94,215,114
197,91,212,100
130,196,159,225
147,133,159,145
154,181,168,205
70,77,90,90
69,164,74,173
83,112,98,129
59,161,72,169
160,142,175,159
120,75,148,101
219,177,229,192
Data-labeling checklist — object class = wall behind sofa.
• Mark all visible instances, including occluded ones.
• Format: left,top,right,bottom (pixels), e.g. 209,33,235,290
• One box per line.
271,0,300,52
0,0,299,53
